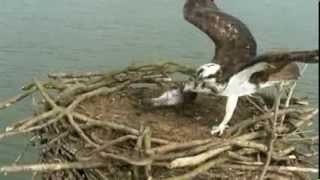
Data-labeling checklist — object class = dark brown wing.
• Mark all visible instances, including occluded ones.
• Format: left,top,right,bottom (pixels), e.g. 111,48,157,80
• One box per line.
249,50,318,84
183,0,257,82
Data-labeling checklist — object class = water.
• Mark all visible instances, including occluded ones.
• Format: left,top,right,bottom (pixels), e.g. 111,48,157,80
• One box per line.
0,0,318,179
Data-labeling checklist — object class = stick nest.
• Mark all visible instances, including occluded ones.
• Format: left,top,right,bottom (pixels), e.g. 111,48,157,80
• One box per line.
0,63,318,180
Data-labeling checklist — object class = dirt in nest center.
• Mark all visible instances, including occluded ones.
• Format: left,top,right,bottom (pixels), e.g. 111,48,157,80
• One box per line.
78,87,259,142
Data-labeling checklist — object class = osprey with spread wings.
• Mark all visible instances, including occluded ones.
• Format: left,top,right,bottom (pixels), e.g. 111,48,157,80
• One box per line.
149,0,319,135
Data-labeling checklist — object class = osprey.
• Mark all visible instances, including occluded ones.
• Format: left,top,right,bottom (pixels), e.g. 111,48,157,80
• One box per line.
149,0,319,135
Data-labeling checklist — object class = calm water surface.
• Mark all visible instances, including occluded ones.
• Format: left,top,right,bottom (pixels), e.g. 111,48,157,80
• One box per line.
0,0,318,179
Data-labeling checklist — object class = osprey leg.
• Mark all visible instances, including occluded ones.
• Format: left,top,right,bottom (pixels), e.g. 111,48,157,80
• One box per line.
211,95,239,135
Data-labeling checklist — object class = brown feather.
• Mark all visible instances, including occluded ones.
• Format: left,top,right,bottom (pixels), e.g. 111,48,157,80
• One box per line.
248,50,318,84
183,0,257,83
268,63,300,81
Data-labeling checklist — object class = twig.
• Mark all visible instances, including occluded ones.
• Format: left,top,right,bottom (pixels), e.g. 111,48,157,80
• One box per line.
169,131,266,168
154,141,223,161
66,113,99,148
55,80,111,105
218,164,318,173
133,126,144,180
280,82,296,126
146,139,212,155
100,152,152,166
164,157,228,180
246,96,265,113
226,106,314,136
48,72,105,79
73,112,170,144
0,161,106,173
87,135,137,156
0,88,36,110
280,64,309,126
144,127,152,180
7,109,59,131
227,151,255,162
34,79,58,109
73,112,139,135
293,108,318,130
259,83,283,180
67,84,129,111
169,145,230,168
231,140,267,152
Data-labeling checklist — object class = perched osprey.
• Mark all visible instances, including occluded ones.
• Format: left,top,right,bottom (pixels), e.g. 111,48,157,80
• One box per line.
149,0,319,135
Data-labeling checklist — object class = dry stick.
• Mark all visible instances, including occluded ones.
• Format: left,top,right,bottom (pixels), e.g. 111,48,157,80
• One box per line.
280,82,297,126
66,113,99,148
217,164,318,174
34,79,58,109
232,140,295,161
227,151,255,162
245,96,265,113
87,135,137,156
45,124,96,148
231,160,264,166
169,146,230,168
67,83,129,111
48,72,105,79
259,83,283,180
57,68,153,107
0,114,63,141
94,169,109,180
133,126,144,180
135,125,146,152
280,64,308,126
74,112,139,135
0,130,29,141
226,106,315,136
100,152,152,167
291,108,318,133
236,148,259,156
60,78,90,85
0,118,59,141
169,131,266,168
22,80,67,91
250,94,269,111
146,139,212,155
0,88,36,110
7,109,59,131
285,136,318,144
231,140,267,152
5,81,129,145
164,157,229,180
42,82,127,147
55,80,111,105
73,112,170,145
154,140,223,161
144,127,152,180
40,78,121,114
2,79,64,132
0,161,106,173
